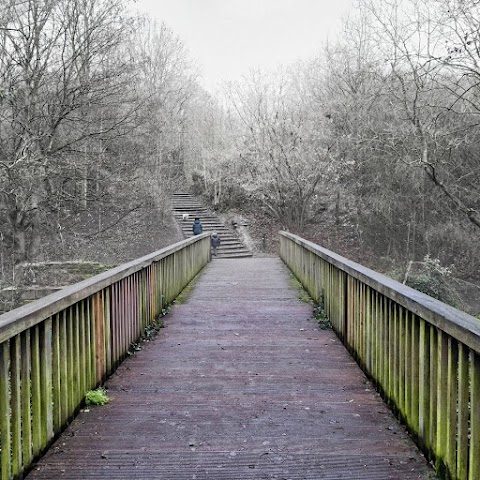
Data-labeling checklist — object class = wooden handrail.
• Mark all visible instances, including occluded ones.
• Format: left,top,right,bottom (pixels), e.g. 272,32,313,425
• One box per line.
0,234,210,480
280,231,480,480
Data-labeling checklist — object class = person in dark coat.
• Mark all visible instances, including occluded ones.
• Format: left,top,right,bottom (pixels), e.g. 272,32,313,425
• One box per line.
211,232,221,256
192,217,203,235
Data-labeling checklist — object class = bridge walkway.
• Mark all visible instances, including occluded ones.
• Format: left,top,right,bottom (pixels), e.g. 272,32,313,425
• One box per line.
26,258,434,479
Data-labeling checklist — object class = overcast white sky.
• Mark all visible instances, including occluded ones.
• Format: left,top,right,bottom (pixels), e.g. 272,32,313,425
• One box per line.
134,0,354,91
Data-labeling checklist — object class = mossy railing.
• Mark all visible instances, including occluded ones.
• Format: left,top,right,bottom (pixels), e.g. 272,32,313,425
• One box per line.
0,234,210,480
280,231,480,480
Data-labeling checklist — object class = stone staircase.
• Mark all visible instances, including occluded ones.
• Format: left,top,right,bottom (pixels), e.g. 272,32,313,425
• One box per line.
171,193,252,258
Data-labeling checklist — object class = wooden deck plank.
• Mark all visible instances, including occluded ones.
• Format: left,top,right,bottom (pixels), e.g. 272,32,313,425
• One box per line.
26,258,434,480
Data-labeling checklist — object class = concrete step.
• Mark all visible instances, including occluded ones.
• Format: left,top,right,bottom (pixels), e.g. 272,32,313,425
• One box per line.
184,234,240,243
181,227,231,233
172,193,252,258
213,251,253,258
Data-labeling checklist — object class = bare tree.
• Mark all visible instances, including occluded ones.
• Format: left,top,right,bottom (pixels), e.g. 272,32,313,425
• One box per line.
226,68,331,231
359,0,480,230
0,0,138,261
314,0,480,276
126,18,200,213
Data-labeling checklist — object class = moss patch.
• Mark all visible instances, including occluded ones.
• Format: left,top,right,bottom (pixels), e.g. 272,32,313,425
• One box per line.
85,387,110,406
289,273,312,304
173,269,204,305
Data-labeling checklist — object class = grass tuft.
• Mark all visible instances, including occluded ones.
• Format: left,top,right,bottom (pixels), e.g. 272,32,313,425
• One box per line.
85,388,110,406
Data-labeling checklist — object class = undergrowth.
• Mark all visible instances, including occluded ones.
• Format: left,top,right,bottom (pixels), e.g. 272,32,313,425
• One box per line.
127,304,169,355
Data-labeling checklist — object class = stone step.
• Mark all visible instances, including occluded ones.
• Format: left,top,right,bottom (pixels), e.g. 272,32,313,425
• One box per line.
172,204,206,208
181,227,231,233
214,245,250,252
213,251,253,258
182,232,233,237
180,223,228,227
172,193,252,258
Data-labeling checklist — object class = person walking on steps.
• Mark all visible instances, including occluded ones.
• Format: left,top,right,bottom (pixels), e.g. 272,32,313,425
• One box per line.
211,231,221,256
192,217,203,235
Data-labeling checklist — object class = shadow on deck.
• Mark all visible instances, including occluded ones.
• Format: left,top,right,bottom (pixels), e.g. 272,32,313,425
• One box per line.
26,258,433,479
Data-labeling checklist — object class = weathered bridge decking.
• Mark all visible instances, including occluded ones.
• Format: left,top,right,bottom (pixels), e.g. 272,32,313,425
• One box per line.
26,258,433,479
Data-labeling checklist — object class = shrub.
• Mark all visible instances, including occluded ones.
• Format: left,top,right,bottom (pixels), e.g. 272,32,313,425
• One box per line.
405,255,457,306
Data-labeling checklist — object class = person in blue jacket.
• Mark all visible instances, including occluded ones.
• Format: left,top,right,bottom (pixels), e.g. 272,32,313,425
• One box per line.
192,217,203,235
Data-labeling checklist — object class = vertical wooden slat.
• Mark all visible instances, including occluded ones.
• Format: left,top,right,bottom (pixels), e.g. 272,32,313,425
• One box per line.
40,318,53,445
117,283,122,366
151,265,157,322
382,296,389,397
0,340,11,480
67,307,74,418
429,327,438,461
59,311,69,425
31,325,42,457
136,274,140,337
383,296,389,398
436,330,449,476
359,282,364,368
109,284,116,369
349,278,354,356
118,281,124,361
469,350,480,480
375,292,381,389
52,314,62,433
21,331,32,468
93,291,106,384
356,281,360,362
365,286,372,376
410,315,419,436
446,337,458,479
89,297,96,389
456,343,469,479
124,278,130,350
79,301,86,401
10,335,22,477
131,276,136,342
137,273,142,333
388,300,394,404
146,267,151,324
139,271,145,334
123,280,128,357
129,276,134,344
104,287,112,375
392,304,399,408
398,311,405,418
404,312,411,423
73,304,80,407
84,299,95,391
351,277,356,354
125,278,130,352
342,271,348,344
418,319,430,453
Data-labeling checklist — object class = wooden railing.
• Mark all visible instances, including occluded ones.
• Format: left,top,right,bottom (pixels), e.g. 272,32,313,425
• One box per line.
280,231,480,480
0,234,210,480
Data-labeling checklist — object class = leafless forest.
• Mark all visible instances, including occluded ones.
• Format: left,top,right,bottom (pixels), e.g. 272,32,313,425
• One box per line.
1,0,479,312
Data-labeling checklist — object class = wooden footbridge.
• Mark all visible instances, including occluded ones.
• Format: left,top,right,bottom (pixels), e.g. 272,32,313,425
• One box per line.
1,232,479,479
